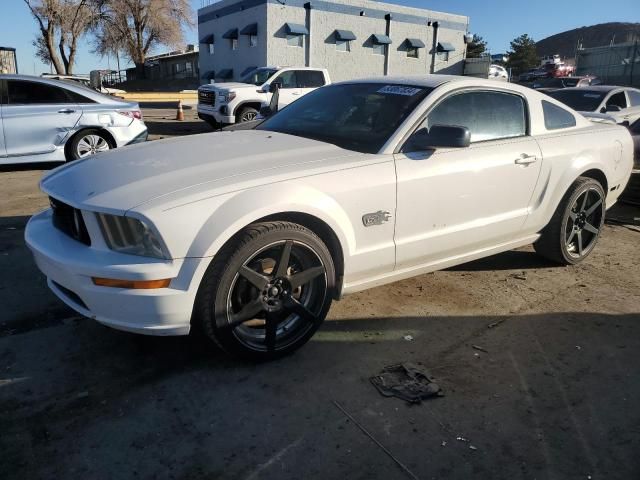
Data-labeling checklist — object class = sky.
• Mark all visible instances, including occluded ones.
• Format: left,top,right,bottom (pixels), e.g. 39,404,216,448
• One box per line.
1,0,638,75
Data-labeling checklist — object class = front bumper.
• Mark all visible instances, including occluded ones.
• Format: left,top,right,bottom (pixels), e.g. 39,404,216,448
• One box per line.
197,104,235,124
25,209,201,336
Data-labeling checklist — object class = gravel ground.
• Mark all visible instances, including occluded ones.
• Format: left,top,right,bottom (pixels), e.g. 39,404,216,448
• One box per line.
1,111,639,480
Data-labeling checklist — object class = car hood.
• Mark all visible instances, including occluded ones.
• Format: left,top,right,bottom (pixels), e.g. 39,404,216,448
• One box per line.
41,131,354,214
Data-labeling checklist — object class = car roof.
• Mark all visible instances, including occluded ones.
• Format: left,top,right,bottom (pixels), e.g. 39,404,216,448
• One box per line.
558,85,625,93
335,74,538,94
0,73,131,105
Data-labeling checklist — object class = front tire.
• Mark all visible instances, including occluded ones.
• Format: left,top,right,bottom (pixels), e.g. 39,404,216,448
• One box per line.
67,129,113,160
534,177,605,265
193,222,335,361
236,106,258,123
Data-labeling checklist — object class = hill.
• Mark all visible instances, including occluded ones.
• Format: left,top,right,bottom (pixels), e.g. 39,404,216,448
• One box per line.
535,22,640,59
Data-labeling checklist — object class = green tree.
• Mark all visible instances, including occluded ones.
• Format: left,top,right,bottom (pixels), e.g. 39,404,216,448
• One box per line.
466,34,487,58
506,34,538,75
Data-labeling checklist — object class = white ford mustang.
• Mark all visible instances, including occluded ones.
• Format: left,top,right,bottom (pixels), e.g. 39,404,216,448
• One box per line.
26,75,634,360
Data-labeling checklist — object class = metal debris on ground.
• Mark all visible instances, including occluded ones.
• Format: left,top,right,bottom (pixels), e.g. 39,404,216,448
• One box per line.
511,273,527,280
456,436,469,442
403,335,414,341
469,445,478,451
370,363,443,404
472,345,488,353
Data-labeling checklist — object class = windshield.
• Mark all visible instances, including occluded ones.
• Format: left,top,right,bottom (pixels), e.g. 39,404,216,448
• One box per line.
549,90,605,111
241,68,278,86
257,83,432,153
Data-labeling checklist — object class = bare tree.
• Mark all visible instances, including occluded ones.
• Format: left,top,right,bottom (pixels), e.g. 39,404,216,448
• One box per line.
24,0,96,74
94,0,194,79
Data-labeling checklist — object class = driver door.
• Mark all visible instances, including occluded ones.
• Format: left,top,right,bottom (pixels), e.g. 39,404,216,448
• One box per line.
393,89,543,270
270,70,301,109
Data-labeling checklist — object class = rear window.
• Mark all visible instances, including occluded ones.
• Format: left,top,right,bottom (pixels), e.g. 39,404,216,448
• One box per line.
542,100,576,130
549,90,605,112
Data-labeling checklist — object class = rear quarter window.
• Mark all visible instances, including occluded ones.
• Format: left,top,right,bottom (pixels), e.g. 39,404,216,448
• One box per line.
542,100,577,130
628,90,640,107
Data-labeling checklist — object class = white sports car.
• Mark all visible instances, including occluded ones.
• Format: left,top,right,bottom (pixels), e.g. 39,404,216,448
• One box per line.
26,75,634,360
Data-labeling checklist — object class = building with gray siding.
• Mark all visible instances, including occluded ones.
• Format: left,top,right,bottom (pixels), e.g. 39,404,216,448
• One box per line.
197,0,469,83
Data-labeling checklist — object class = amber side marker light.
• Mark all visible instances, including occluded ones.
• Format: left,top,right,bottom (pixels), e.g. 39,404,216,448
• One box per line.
92,278,171,289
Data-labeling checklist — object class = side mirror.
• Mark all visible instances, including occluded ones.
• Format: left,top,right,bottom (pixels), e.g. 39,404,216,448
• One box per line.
405,125,471,151
606,105,622,113
269,82,282,93
260,83,270,93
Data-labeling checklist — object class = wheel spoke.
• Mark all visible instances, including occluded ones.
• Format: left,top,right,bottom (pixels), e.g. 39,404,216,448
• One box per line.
583,222,599,235
284,295,318,324
569,211,577,221
289,266,325,289
228,297,263,328
264,312,279,352
580,190,589,212
275,240,292,278
577,231,584,256
567,228,576,245
239,265,270,289
585,198,603,216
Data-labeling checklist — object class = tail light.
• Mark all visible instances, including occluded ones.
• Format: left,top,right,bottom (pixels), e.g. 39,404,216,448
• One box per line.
118,110,143,121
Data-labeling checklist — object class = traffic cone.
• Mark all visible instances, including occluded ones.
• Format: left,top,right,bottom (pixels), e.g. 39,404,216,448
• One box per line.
176,100,184,121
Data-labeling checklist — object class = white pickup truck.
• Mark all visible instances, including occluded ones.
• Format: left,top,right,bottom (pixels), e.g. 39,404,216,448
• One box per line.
197,66,330,127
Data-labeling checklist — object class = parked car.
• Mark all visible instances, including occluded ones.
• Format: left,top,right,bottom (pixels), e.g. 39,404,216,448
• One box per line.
518,69,538,83
197,66,331,128
549,86,640,124
488,64,508,81
26,75,634,360
0,75,147,164
532,76,601,92
41,73,126,95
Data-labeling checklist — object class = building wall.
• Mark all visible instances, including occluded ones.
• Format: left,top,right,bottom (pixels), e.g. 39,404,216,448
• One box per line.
199,1,269,82
198,0,468,83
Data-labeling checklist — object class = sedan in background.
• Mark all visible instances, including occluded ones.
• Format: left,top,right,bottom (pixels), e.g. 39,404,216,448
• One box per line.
532,76,600,92
549,86,640,124
0,75,147,165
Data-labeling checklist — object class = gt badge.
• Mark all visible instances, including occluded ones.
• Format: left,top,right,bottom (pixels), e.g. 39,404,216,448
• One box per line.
362,210,392,227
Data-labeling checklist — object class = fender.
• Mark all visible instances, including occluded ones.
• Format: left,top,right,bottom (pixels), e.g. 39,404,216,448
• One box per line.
231,100,264,117
525,144,612,232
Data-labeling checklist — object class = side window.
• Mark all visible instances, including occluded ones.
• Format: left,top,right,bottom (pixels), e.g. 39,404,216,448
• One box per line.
7,80,72,105
606,92,627,109
542,100,576,130
297,71,325,88
65,90,95,104
424,90,527,142
627,89,640,107
273,71,297,89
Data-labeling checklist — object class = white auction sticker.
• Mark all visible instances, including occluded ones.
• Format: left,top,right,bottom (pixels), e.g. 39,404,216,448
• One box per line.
377,85,422,96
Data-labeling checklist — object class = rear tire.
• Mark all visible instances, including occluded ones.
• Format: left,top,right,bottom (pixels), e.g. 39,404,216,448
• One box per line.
534,177,605,265
193,221,335,361
66,129,113,161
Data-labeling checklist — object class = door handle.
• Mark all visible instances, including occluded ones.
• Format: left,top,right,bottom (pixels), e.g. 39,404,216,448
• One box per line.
58,109,76,114
515,154,537,166
291,92,301,96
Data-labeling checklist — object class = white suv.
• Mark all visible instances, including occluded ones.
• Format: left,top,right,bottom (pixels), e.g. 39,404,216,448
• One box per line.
197,67,331,128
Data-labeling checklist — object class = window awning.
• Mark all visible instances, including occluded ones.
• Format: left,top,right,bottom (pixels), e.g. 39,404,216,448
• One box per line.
335,30,356,41
216,69,233,79
284,23,309,35
437,42,456,52
406,38,426,48
199,34,214,44
240,23,258,35
222,28,238,39
372,34,392,45
202,70,215,80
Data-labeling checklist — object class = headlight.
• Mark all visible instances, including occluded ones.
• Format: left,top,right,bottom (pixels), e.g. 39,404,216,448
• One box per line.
96,213,167,259
219,92,236,103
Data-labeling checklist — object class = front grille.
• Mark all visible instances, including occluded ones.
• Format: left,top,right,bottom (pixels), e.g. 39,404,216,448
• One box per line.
198,90,215,106
50,197,91,246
